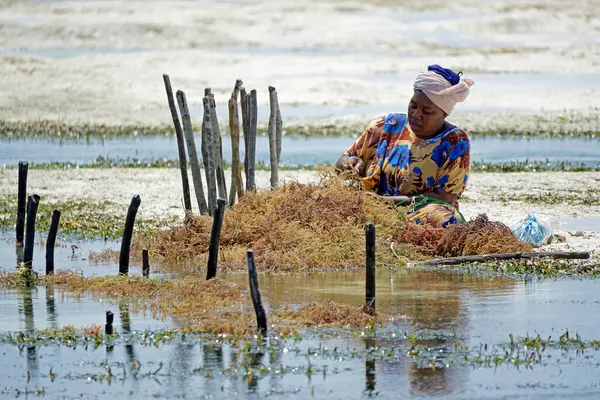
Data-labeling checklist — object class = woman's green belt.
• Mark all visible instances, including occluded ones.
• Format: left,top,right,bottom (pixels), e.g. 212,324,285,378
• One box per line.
395,195,466,223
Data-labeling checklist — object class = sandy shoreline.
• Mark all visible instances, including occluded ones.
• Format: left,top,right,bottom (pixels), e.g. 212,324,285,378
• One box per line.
0,167,598,253
1,0,599,128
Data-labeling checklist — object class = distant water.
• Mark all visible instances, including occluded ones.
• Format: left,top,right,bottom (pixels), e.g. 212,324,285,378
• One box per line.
1,135,599,167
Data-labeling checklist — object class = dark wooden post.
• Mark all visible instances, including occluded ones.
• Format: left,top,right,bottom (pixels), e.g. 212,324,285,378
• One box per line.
176,90,208,215
142,249,149,278
246,250,267,334
162,74,192,214
268,86,279,188
16,161,28,246
45,210,61,275
228,97,244,205
105,311,114,335
119,195,141,275
23,194,40,267
246,90,257,191
364,222,376,315
206,198,227,280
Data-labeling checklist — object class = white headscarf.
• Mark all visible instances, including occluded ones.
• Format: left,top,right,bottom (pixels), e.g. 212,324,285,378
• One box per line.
413,71,474,115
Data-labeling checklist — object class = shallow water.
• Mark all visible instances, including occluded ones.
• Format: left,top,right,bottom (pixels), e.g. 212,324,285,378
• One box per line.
1,263,600,398
1,135,599,168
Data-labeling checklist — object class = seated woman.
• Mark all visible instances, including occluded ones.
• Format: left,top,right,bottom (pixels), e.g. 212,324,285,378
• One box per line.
336,65,474,228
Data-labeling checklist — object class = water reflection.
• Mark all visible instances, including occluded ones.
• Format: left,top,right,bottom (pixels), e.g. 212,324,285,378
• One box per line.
364,336,376,396
17,286,39,387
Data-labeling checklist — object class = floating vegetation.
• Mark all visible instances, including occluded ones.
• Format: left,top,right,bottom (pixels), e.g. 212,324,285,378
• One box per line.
2,109,600,140
471,159,600,173
443,257,600,278
489,189,600,206
88,249,120,264
0,197,178,239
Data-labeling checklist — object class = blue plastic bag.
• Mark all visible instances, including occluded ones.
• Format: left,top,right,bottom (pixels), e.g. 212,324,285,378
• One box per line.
509,214,553,246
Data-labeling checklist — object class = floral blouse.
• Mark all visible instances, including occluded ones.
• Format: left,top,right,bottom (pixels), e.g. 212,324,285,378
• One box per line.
345,113,471,198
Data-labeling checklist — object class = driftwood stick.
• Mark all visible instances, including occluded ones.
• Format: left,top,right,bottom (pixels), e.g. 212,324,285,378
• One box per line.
246,89,258,191
231,79,243,100
228,98,244,205
118,194,141,275
267,86,279,188
209,97,228,201
203,97,218,215
45,210,61,275
162,74,192,214
176,90,208,215
240,88,249,183
206,198,227,280
16,161,28,246
247,249,267,334
409,251,591,268
364,222,376,316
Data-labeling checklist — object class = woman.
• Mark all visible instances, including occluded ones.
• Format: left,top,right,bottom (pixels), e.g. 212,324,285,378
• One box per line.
336,65,474,228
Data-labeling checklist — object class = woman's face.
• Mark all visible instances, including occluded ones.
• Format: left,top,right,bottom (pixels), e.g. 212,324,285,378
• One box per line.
407,90,447,139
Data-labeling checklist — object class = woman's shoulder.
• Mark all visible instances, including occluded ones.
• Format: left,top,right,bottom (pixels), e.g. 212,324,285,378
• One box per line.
445,124,470,143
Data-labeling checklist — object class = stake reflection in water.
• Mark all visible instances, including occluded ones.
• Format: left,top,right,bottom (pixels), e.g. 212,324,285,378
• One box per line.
18,286,39,387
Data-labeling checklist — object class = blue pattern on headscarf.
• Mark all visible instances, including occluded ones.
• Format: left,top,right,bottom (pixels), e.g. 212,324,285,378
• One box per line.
376,139,388,159
426,176,435,188
449,140,469,161
388,145,411,170
428,64,461,86
431,140,450,168
383,113,408,134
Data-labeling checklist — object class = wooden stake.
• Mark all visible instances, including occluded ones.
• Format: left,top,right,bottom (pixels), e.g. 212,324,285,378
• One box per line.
203,97,218,215
105,311,114,335
176,90,209,215
45,210,61,275
23,194,40,268
231,79,243,100
209,97,228,201
142,249,150,278
246,249,267,334
206,198,227,280
246,90,258,191
228,98,244,205
240,88,250,183
275,95,282,164
119,194,141,275
16,161,28,246
162,74,192,214
364,222,376,316
408,251,591,268
268,86,279,188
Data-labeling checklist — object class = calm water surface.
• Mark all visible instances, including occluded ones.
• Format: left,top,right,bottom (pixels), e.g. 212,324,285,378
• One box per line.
1,135,599,167
1,232,600,398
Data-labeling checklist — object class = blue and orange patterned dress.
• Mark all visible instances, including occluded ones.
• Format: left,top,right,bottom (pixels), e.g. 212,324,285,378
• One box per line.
344,113,470,227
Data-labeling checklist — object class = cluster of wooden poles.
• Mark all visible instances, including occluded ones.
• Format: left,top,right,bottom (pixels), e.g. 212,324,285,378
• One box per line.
13,161,149,282
162,74,283,216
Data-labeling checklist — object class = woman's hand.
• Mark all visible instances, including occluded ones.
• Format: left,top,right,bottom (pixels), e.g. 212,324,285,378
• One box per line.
335,155,365,176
